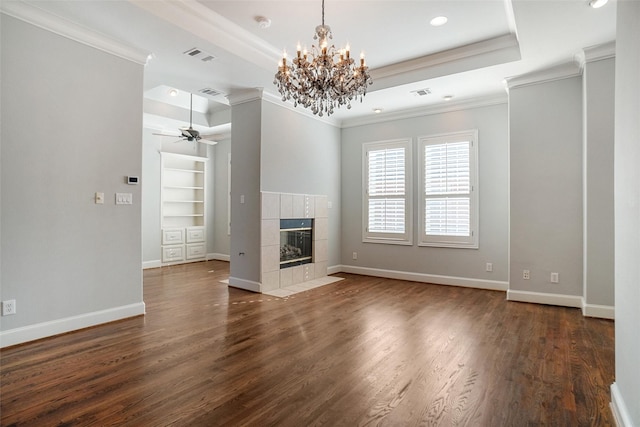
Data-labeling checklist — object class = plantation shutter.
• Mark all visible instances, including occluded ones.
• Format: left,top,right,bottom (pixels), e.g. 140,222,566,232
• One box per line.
368,147,406,233
424,141,471,236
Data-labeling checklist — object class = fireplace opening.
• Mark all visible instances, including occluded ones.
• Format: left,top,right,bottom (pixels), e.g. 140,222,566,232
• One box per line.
280,219,313,269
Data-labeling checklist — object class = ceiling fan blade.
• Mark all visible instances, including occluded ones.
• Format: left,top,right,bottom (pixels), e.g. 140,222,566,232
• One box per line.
153,131,180,137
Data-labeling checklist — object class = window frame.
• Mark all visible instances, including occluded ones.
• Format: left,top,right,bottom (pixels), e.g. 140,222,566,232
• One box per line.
418,130,478,249
362,138,413,245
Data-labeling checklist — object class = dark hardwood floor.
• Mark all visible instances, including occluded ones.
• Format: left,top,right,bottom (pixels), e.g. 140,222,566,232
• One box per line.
1,260,615,426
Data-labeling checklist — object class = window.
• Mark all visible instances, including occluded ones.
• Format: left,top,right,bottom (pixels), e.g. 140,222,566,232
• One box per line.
419,130,478,248
363,139,412,244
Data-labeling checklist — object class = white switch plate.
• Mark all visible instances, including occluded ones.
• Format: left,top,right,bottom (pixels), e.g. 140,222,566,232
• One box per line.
95,192,104,204
486,262,493,272
116,193,133,205
550,272,559,283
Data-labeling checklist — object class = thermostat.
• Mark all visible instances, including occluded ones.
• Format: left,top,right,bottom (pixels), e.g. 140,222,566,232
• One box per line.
127,176,139,185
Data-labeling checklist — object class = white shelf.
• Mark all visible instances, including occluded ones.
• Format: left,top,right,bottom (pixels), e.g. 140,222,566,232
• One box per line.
161,152,207,265
165,167,204,174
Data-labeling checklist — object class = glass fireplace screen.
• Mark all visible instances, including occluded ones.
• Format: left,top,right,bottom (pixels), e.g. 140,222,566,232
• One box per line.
280,219,313,269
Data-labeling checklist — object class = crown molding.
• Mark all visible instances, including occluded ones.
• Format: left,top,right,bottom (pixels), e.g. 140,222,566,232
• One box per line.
584,41,616,63
1,1,149,65
370,33,520,89
129,0,280,72
504,61,582,91
227,88,265,106
341,94,507,129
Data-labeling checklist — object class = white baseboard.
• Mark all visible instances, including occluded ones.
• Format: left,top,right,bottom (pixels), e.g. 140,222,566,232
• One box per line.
228,276,261,293
327,264,343,275
507,289,582,308
582,301,615,319
208,253,230,262
338,265,508,291
142,260,162,269
0,302,146,348
611,382,634,427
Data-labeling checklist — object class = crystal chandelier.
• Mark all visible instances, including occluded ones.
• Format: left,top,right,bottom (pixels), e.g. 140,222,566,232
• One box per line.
273,0,373,117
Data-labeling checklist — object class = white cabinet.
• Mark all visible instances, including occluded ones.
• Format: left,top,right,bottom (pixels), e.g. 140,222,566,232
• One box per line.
161,152,207,265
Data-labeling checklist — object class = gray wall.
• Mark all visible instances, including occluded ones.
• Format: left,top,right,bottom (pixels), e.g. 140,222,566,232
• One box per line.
583,56,615,308
340,103,509,282
261,101,342,268
613,0,640,423
213,138,231,258
229,97,263,285
141,129,162,265
509,77,583,296
1,16,144,332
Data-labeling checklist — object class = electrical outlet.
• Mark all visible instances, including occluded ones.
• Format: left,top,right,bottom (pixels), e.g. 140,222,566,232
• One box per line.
352,252,358,260
523,270,530,280
550,272,559,283
2,299,16,316
486,262,493,272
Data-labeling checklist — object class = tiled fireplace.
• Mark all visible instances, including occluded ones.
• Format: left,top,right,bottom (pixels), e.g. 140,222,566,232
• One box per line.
261,192,328,292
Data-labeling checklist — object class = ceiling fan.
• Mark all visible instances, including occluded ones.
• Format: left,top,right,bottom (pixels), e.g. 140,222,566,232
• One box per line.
153,93,218,146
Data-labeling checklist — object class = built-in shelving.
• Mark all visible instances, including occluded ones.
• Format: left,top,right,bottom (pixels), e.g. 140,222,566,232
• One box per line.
160,152,207,265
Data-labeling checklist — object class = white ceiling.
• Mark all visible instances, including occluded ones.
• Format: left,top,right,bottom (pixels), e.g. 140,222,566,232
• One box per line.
7,0,617,126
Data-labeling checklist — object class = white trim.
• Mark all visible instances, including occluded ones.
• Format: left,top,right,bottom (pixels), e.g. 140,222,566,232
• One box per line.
341,94,507,129
0,303,146,349
226,88,264,106
327,264,343,275
610,382,634,427
505,61,582,90
582,301,615,319
506,289,582,308
584,41,616,63
208,252,230,262
228,276,262,293
340,265,508,291
371,34,519,81
418,130,479,249
0,1,149,65
362,139,413,245
143,260,162,269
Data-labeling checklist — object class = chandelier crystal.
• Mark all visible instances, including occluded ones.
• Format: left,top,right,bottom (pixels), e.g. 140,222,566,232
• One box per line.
273,0,373,117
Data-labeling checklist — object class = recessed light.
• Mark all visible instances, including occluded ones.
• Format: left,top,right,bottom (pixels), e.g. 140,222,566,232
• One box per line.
443,95,454,101
589,0,608,8
169,89,178,97
373,108,383,114
430,16,448,26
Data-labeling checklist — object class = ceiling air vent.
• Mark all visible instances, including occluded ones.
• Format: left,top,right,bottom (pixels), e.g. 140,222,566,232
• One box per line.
411,88,432,96
199,87,223,97
183,47,217,63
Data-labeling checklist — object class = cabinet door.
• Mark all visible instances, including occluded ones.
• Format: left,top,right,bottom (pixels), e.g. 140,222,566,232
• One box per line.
162,245,185,263
162,228,184,245
186,226,205,243
186,243,206,260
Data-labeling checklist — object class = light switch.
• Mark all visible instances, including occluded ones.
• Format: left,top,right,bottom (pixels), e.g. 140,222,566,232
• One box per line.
95,192,104,204
116,193,133,205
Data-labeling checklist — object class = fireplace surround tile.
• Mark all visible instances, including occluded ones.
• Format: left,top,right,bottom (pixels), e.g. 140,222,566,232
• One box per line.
261,219,279,246
262,192,280,219
260,191,329,293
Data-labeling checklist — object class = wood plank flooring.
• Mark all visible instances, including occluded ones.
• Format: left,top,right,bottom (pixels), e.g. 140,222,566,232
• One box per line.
1,260,615,426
